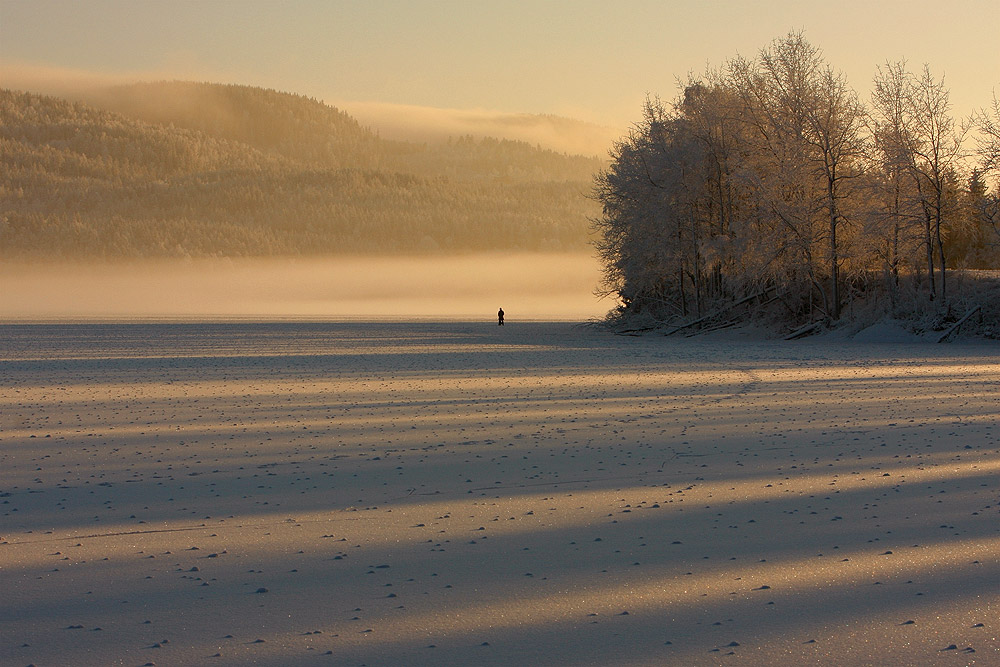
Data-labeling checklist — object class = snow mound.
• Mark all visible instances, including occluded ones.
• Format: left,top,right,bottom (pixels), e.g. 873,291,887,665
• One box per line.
850,318,930,343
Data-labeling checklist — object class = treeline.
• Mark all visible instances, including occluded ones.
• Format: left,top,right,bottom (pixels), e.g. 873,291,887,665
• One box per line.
0,83,601,259
593,33,1000,330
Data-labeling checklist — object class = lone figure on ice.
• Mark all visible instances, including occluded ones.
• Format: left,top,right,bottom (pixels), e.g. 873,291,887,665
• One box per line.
498,307,504,326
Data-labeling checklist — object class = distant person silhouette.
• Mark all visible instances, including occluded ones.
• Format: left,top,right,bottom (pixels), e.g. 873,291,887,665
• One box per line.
498,307,504,326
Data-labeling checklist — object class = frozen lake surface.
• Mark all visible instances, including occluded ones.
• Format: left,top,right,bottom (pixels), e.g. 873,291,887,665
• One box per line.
2,321,998,665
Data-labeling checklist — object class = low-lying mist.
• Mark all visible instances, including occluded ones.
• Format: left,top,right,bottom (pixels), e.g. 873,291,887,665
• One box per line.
339,101,619,157
1,253,609,322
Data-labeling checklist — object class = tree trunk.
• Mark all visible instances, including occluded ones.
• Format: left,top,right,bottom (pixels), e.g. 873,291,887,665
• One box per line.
828,179,840,320
935,211,947,303
924,209,936,300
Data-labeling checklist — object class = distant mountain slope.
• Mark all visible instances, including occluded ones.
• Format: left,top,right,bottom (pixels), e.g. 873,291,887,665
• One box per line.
87,81,382,170
90,81,603,182
0,85,600,258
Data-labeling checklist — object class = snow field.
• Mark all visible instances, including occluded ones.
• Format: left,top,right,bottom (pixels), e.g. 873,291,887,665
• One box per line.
1,321,998,665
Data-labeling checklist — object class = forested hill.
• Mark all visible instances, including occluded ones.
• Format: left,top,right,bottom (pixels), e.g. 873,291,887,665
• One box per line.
0,83,602,258
84,81,382,171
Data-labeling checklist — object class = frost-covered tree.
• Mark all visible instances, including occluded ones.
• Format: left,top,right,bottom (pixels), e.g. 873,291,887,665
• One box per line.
869,61,927,298
972,94,1000,238
592,98,689,318
869,64,966,302
592,34,995,332
593,91,759,323
728,33,866,319
906,65,966,302
972,93,1000,175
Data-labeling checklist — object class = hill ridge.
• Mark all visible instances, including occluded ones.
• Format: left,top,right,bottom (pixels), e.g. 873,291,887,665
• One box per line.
0,84,601,259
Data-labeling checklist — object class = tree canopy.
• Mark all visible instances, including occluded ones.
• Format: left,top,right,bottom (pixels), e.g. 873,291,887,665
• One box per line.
592,33,999,332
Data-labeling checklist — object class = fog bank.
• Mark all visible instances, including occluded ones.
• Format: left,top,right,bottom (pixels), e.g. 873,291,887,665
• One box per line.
0,253,608,321
343,101,618,157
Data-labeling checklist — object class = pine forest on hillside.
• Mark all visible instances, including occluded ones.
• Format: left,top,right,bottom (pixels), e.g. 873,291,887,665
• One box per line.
0,83,602,258
593,33,1000,334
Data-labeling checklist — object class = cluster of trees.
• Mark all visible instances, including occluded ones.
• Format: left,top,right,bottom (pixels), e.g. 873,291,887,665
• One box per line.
593,33,1000,330
0,83,601,259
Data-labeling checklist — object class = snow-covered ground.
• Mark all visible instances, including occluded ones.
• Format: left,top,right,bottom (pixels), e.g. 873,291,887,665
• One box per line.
2,321,998,665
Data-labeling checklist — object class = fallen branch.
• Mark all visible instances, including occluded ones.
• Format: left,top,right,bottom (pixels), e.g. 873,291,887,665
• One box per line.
615,326,656,336
663,288,775,336
784,321,823,340
937,306,982,343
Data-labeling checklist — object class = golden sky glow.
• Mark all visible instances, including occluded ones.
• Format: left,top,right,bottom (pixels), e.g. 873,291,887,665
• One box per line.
2,0,998,132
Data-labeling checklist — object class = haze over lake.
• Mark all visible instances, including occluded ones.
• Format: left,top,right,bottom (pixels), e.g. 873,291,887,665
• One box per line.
0,253,607,321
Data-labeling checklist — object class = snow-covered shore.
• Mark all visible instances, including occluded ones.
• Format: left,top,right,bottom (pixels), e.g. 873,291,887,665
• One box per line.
2,321,998,665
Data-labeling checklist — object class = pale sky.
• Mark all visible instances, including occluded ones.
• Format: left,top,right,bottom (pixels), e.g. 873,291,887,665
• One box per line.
1,0,998,132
